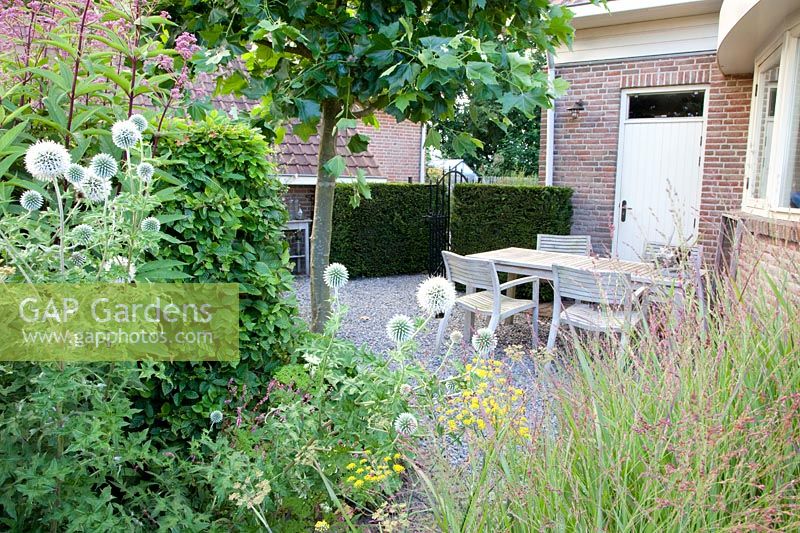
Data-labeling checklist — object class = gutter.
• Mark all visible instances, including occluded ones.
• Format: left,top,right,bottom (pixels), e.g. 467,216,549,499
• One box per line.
419,123,427,183
545,51,555,187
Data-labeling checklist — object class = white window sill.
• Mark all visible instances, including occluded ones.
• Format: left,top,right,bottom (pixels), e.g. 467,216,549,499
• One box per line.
279,175,388,186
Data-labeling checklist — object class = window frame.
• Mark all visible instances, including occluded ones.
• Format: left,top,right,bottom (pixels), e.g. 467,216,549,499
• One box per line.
742,24,800,220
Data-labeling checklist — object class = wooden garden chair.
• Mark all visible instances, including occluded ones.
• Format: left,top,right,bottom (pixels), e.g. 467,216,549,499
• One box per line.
546,264,647,351
434,251,540,353
537,234,592,256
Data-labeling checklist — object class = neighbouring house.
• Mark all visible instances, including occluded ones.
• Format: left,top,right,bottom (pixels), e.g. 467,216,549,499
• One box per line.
541,0,800,292
211,91,425,217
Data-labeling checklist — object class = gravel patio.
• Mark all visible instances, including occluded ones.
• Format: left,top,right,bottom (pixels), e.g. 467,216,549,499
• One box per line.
293,273,553,363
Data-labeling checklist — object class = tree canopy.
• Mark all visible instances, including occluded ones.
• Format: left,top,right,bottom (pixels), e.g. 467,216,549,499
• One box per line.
167,0,586,330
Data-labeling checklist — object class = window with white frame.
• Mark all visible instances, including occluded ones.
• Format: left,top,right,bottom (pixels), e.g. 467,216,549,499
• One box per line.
744,25,800,216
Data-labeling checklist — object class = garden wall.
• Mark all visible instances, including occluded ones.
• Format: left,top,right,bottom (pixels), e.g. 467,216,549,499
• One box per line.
330,183,429,277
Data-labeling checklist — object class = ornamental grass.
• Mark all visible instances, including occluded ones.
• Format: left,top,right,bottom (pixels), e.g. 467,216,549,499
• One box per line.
417,267,800,532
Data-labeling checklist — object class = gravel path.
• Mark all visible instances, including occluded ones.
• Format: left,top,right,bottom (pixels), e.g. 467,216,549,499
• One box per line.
292,273,552,360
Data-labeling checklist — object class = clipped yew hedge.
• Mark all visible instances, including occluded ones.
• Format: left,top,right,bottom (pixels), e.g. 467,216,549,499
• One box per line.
331,183,429,277
451,183,573,255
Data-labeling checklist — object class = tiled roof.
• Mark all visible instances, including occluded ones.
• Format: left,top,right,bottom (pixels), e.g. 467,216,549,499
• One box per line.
209,88,383,178
276,129,382,178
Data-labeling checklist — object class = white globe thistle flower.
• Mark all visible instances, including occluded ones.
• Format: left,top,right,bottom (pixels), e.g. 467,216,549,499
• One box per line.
111,120,142,150
70,252,87,267
24,140,71,181
140,217,161,232
209,410,223,424
471,328,497,355
89,153,118,179
81,172,112,203
386,314,414,344
449,330,464,344
128,114,148,133
19,190,44,211
102,255,136,283
399,383,413,395
136,162,155,183
416,276,456,315
66,163,87,186
72,224,94,245
394,412,418,436
323,262,348,290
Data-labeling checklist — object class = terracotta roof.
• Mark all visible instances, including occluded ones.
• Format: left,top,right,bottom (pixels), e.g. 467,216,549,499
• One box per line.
209,87,383,178
276,129,381,178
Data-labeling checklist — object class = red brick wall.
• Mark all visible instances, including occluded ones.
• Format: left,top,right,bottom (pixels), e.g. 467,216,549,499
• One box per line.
725,213,800,305
539,53,753,258
356,111,423,182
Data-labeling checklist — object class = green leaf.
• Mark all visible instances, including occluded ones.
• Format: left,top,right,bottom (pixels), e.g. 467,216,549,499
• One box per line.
347,133,369,154
499,91,547,117
323,155,346,178
0,122,27,153
295,98,321,124
424,128,442,149
431,53,462,70
293,121,317,142
452,132,482,157
552,77,570,98
394,92,417,113
465,61,498,85
335,118,357,132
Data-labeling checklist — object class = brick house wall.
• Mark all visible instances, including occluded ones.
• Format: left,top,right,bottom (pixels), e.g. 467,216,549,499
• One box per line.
539,52,753,259
719,213,800,305
356,111,423,182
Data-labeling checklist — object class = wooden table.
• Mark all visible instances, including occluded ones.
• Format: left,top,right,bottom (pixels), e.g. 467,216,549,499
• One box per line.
468,247,690,286
468,247,705,325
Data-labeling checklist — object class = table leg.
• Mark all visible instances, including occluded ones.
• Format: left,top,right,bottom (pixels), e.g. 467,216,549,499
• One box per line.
503,273,518,325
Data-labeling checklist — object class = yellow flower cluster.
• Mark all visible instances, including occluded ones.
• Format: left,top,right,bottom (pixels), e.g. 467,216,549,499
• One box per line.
314,520,330,532
439,357,531,439
344,452,405,489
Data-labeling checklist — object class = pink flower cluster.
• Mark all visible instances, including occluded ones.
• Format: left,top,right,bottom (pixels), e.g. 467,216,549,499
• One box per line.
175,32,199,61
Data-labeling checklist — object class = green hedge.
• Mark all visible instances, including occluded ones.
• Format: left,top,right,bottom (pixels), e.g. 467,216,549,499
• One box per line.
139,117,302,441
451,183,573,255
331,183,429,277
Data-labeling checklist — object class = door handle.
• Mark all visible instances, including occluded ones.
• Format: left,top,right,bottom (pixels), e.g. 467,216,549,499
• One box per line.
620,200,631,222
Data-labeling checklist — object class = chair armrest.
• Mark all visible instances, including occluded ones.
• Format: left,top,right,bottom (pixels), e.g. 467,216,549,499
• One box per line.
499,276,540,292
633,285,649,304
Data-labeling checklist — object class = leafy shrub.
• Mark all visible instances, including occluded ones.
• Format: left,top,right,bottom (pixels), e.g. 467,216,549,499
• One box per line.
450,183,573,255
208,274,425,529
331,183,429,277
140,116,302,441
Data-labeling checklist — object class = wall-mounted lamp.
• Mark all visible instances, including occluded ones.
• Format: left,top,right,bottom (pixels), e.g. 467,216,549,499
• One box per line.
567,99,585,119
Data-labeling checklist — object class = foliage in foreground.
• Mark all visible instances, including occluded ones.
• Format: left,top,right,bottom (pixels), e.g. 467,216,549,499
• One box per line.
418,272,800,532
137,116,302,442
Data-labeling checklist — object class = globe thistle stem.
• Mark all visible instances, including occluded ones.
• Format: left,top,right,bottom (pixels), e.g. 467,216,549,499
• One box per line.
52,178,66,275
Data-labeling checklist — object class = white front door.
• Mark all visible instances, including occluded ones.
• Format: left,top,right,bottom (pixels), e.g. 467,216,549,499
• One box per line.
614,88,707,261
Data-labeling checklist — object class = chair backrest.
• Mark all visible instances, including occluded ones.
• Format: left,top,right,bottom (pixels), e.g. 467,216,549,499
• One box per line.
537,234,592,256
441,251,499,292
552,264,632,306
643,241,703,265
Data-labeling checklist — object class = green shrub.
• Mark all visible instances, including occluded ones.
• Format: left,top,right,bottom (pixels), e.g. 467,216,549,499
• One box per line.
140,116,302,441
331,183,429,277
450,183,573,255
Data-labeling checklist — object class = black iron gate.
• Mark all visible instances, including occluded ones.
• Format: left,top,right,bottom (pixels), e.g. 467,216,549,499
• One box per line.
426,167,467,275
